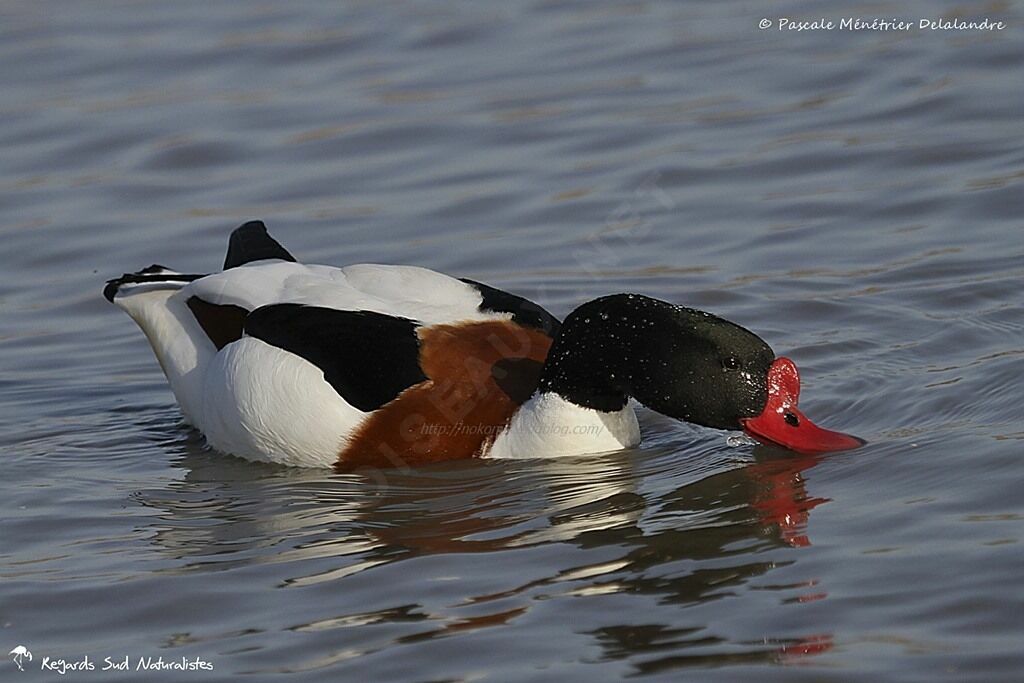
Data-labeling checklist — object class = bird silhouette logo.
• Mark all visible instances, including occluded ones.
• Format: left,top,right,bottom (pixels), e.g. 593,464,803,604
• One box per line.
9,646,32,672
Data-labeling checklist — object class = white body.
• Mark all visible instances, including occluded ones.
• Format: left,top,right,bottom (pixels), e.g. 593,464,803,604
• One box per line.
112,260,640,467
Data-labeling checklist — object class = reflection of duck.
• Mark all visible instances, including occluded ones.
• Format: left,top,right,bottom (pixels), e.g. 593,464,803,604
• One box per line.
744,452,828,548
135,440,831,668
566,449,833,671
106,221,861,468
590,625,832,673
140,441,827,592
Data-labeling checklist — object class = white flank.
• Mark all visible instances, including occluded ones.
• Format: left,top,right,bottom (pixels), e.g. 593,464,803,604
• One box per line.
201,337,366,467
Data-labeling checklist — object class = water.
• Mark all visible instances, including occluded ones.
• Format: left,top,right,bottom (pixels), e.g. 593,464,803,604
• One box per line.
2,0,1022,680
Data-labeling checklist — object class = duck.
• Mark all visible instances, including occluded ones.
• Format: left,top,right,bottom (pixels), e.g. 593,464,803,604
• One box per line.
104,221,863,470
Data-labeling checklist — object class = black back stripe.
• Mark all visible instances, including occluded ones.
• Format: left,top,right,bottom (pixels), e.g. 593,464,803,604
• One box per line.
186,296,248,350
244,304,428,412
224,221,296,269
459,278,561,336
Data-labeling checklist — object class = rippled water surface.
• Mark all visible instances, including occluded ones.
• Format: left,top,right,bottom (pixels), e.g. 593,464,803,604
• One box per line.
2,0,1023,680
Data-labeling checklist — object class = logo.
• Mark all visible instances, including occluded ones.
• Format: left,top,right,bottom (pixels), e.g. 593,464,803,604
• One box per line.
9,646,32,672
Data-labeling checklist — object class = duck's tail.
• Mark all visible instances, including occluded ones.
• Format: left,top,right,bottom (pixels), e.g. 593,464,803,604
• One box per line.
104,265,213,425
103,264,204,304
103,220,295,426
103,220,294,305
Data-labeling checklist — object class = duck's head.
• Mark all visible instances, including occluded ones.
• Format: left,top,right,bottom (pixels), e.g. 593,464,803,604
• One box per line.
539,294,864,453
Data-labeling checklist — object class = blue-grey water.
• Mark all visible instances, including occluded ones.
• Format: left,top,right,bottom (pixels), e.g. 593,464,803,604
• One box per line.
2,0,1023,680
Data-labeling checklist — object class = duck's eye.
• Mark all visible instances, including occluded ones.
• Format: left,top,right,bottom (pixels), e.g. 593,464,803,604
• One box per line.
722,356,741,370
784,411,800,427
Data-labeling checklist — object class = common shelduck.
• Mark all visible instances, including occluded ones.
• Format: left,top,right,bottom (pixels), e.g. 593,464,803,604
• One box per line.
104,221,863,470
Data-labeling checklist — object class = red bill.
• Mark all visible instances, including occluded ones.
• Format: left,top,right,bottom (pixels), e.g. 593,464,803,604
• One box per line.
741,357,865,453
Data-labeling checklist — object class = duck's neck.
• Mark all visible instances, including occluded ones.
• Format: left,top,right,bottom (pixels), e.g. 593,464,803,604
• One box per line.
538,294,671,413
487,295,677,459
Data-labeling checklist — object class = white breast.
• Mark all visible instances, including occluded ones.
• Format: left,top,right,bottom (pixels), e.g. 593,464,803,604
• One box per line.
486,393,641,459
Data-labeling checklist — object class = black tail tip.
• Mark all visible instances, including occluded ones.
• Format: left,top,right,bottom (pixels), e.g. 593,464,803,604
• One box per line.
102,266,201,303
103,279,121,303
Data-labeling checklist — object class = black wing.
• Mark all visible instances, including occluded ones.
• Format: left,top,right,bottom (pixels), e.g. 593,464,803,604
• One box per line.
244,304,427,411
187,296,248,350
459,278,561,336
224,220,297,269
